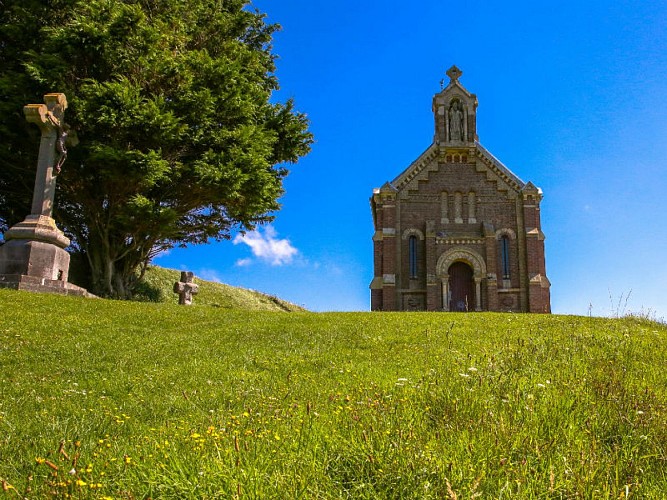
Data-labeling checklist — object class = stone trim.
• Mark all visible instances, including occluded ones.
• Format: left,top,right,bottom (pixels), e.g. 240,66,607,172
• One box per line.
402,228,424,240
475,142,525,190
391,144,439,190
436,246,487,278
436,237,484,245
369,276,384,289
495,228,517,240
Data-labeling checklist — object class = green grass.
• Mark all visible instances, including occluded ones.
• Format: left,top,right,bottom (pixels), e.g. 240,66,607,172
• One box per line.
132,266,305,312
1,290,666,498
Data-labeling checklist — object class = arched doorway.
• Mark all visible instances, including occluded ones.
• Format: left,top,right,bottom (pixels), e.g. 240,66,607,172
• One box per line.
436,247,486,311
448,262,474,312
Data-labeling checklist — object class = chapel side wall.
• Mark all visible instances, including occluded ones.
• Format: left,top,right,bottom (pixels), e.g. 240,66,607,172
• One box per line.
370,189,400,311
370,198,383,311
522,189,551,313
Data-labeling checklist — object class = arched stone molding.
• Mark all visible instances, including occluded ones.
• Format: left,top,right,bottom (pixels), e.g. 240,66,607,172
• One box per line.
495,228,516,240
402,228,424,240
436,247,486,311
436,247,487,278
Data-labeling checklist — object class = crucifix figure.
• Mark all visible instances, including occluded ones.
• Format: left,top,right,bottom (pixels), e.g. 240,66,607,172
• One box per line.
23,93,70,219
174,271,199,305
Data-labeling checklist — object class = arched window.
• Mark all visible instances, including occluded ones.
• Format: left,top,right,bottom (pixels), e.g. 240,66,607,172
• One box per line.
500,235,511,280
409,235,418,279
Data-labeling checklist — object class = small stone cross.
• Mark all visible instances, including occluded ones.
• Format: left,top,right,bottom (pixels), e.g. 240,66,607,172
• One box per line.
446,65,463,83
23,93,70,218
173,271,199,305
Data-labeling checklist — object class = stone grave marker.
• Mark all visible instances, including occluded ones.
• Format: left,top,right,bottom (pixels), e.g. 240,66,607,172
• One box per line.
173,271,199,305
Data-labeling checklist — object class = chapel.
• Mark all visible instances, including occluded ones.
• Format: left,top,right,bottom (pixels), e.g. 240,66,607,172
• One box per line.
370,66,551,312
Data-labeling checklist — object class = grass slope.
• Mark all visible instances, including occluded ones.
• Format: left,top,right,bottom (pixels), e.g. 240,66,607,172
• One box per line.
1,290,666,498
132,266,305,312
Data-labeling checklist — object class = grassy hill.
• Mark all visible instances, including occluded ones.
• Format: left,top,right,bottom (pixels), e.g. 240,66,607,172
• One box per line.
132,265,305,312
0,290,665,498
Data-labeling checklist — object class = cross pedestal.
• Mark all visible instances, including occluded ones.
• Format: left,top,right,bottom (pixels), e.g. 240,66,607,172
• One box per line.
174,272,199,305
0,93,91,296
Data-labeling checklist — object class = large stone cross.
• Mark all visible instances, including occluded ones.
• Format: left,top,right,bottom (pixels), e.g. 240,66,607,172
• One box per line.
23,93,69,218
173,271,199,305
0,92,84,290
3,93,71,248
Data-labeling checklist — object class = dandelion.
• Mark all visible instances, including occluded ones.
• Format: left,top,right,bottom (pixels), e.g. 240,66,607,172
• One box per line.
76,479,87,487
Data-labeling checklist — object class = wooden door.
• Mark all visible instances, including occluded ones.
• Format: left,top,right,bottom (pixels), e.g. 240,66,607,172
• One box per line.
449,262,474,312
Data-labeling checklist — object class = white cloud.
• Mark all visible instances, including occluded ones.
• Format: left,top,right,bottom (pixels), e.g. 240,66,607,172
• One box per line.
233,226,298,266
235,258,253,267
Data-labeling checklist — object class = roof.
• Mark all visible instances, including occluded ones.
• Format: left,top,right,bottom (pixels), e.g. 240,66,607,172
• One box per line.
388,141,526,193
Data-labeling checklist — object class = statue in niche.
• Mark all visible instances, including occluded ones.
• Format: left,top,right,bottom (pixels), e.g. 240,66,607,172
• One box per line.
449,100,464,141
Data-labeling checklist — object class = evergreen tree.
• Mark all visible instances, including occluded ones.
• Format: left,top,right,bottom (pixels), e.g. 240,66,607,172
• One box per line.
0,0,312,297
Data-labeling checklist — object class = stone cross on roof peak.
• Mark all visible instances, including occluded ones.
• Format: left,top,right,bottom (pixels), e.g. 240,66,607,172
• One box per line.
446,65,463,83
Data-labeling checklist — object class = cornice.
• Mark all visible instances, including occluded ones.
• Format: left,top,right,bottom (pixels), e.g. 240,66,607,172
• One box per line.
390,143,439,191
475,142,525,192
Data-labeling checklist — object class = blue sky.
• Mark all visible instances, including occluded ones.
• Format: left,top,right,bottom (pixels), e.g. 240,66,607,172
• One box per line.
156,0,667,319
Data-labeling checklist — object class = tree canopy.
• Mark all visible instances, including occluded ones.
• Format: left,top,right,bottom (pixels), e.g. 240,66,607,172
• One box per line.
0,0,312,298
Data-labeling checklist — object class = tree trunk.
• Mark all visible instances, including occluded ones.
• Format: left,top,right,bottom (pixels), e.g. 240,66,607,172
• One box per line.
84,238,142,299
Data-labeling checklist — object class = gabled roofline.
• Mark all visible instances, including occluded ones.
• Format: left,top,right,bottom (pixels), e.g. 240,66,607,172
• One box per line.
390,143,439,189
437,79,475,101
475,142,525,189
386,141,526,193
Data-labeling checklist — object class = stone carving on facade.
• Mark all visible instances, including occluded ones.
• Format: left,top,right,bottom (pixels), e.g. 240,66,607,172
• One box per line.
448,100,464,141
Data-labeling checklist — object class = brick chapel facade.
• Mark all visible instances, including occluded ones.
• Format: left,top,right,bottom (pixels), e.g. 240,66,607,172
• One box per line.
370,66,551,313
